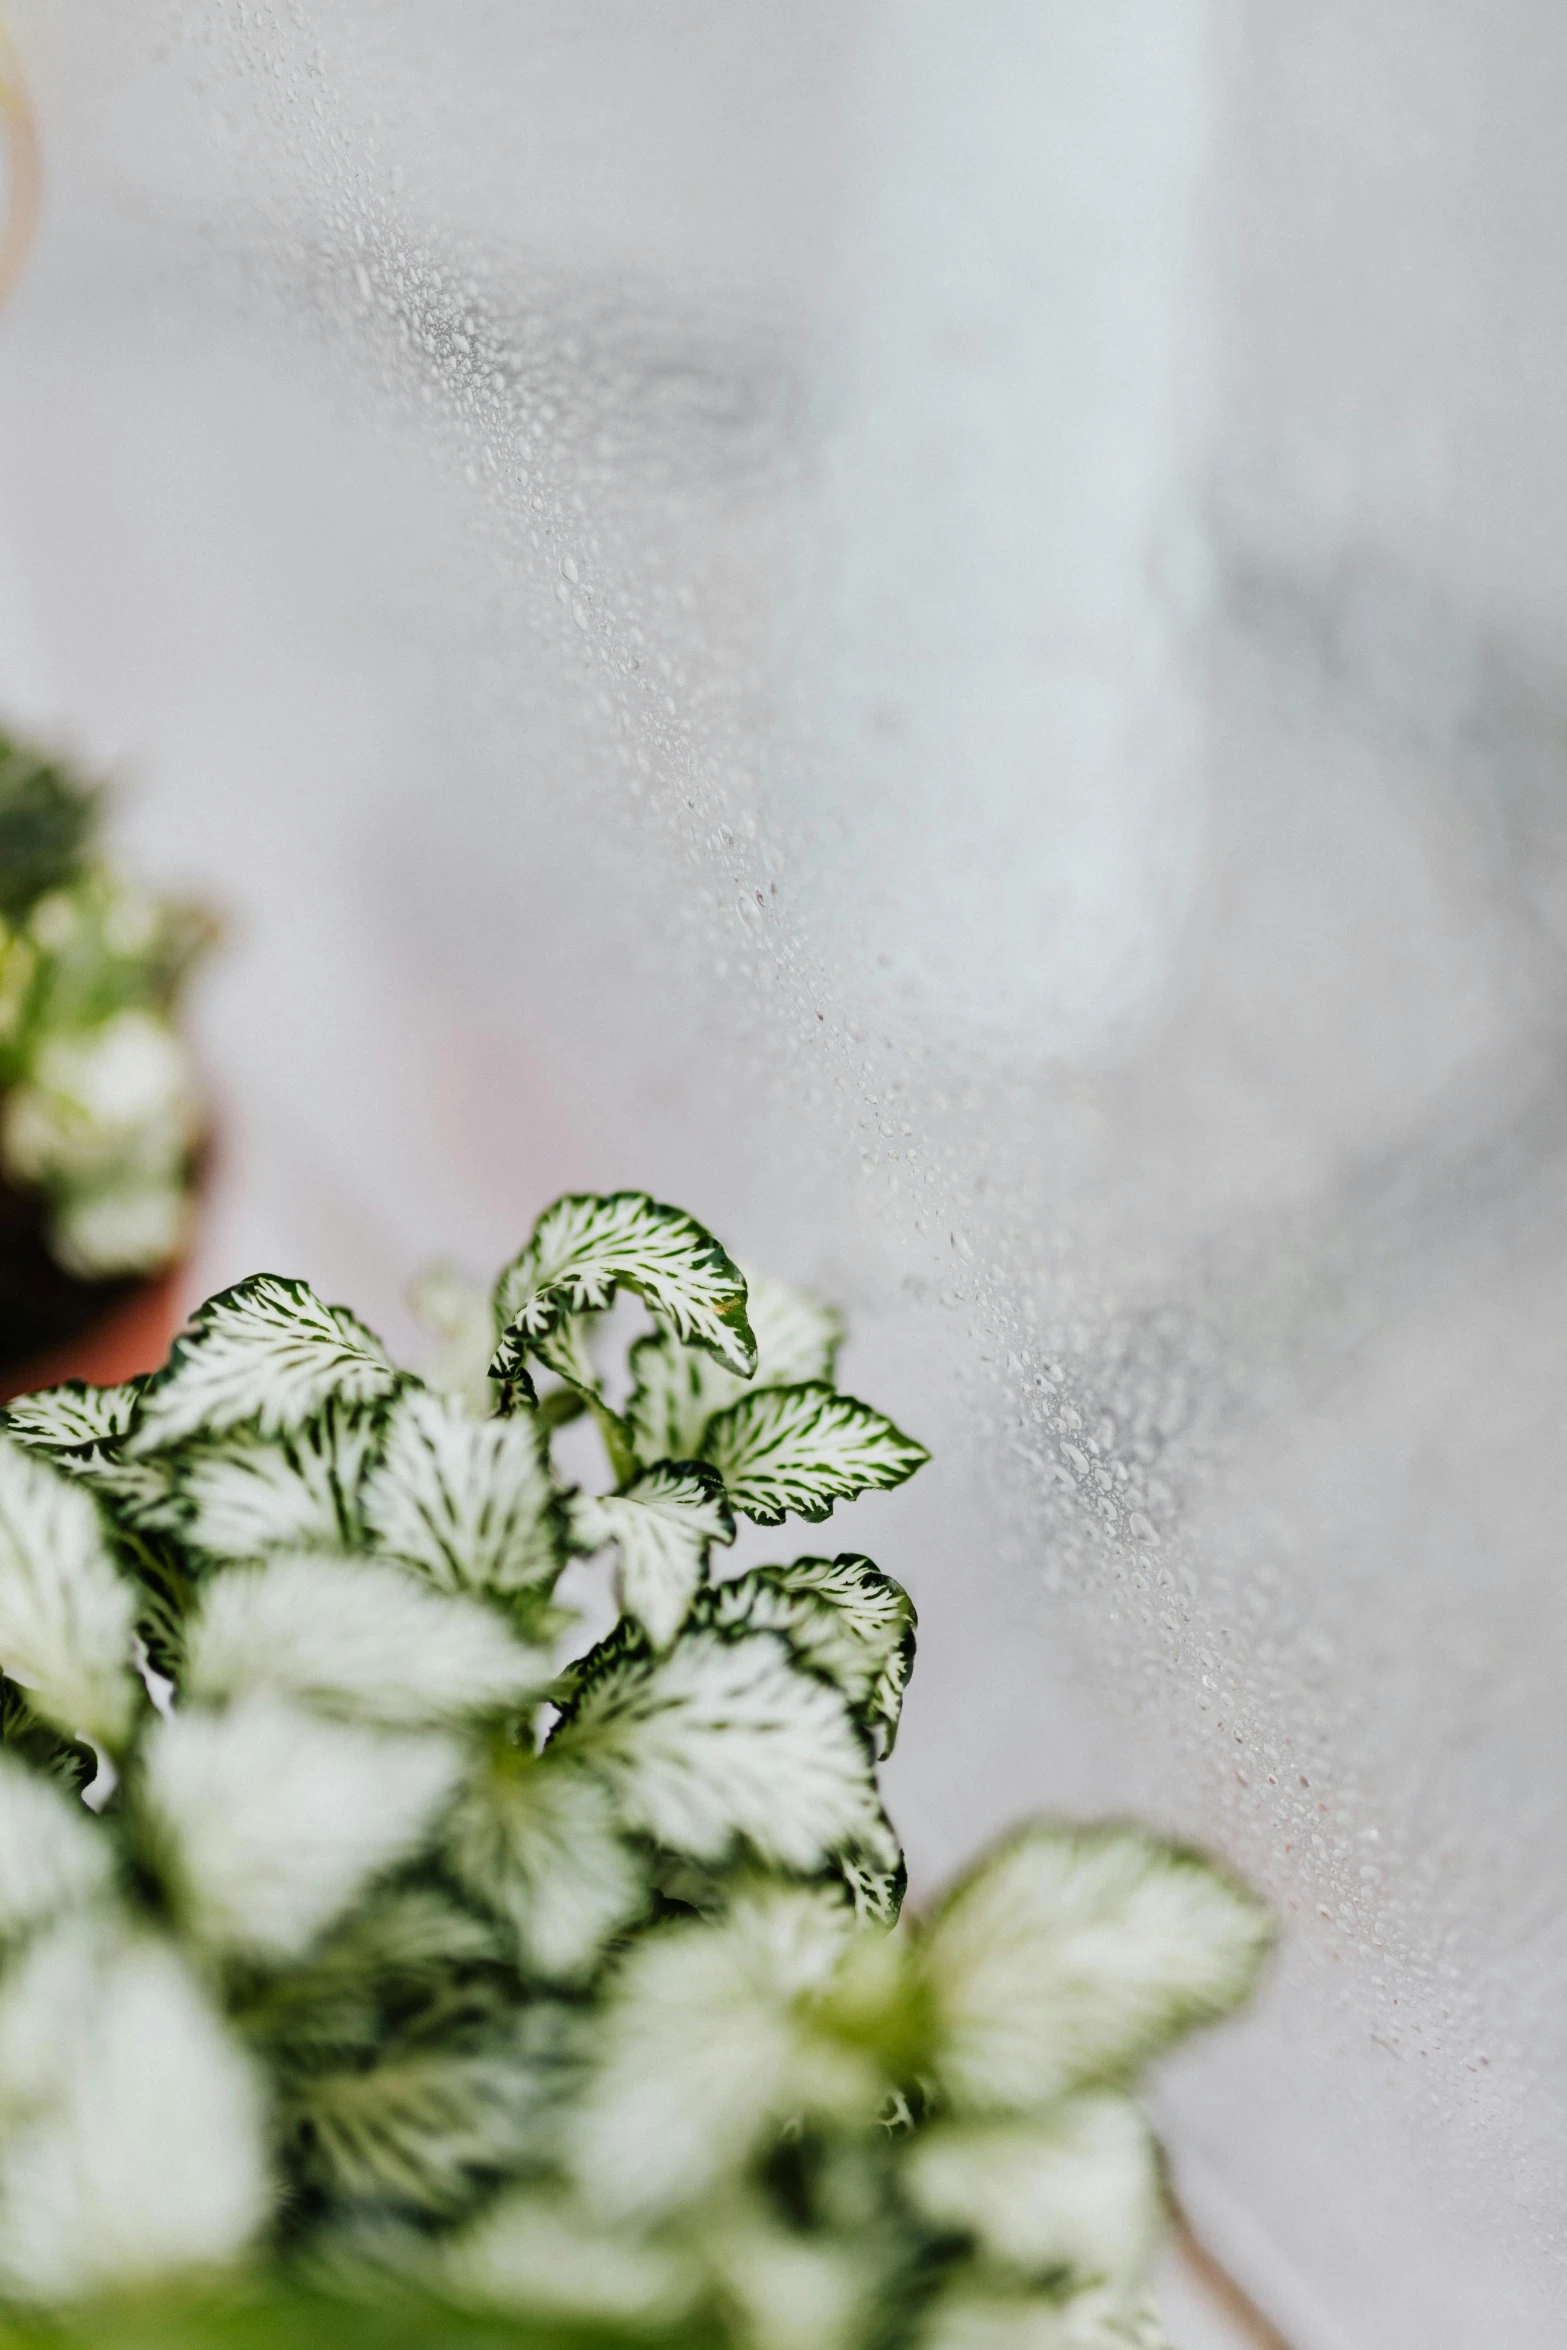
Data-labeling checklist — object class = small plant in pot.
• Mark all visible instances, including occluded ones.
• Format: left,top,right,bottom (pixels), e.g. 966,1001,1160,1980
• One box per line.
0,1191,1271,2350
0,727,213,1400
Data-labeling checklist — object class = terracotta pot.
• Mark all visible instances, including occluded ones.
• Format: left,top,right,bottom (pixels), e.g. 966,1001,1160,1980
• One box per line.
0,1258,186,1403
0,1136,210,1404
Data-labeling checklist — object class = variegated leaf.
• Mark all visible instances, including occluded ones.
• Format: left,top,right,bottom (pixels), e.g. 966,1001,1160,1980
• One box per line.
128,1276,396,1452
700,1384,928,1526
571,1463,734,1650
626,1271,841,1465
838,1846,907,1930
529,1308,607,1406
901,2095,1164,2292
918,2283,1172,2350
285,2039,551,2217
1,1382,140,1453
446,1746,646,1981
238,1884,505,2055
699,2205,881,2350
233,1888,508,2073
0,1673,98,1796
568,1884,878,2221
447,2183,702,2329
184,1553,550,1726
490,1193,755,1388
694,1553,916,1756
48,1448,177,1532
408,1260,501,1416
553,1627,888,1875
170,1398,383,1561
0,1380,174,1534
0,1751,114,1940
919,1824,1275,2114
0,1924,271,2302
361,1384,563,1599
143,1692,463,1960
0,1436,136,1747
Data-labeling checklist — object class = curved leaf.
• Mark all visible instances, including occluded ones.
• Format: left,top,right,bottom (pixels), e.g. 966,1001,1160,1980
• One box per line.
1,1382,140,1454
128,1277,396,1453
626,1272,840,1465
700,1385,928,1526
694,1553,916,1757
491,1194,754,1389
0,1927,269,2303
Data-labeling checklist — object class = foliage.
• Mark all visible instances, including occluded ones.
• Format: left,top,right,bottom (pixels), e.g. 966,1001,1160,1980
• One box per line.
0,1192,1271,2348
0,727,212,1280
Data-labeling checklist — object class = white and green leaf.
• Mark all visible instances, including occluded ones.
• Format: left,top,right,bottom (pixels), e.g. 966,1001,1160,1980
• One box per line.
361,1384,563,1599
284,2039,550,2218
837,1845,907,1931
569,1884,879,2221
142,1692,463,1961
553,1627,888,1875
695,1553,916,1756
0,1381,176,1537
169,1398,384,1562
0,1927,270,2303
445,1747,646,1982
408,1260,502,1417
917,2282,1172,2350
491,1193,755,1388
701,1384,929,1526
46,1448,178,1533
901,2096,1165,2290
128,1276,396,1453
1,1382,141,1454
528,1308,608,1408
625,1271,841,1464
238,1886,506,2067
446,2184,702,2328
0,1753,114,1942
184,1552,551,1727
919,1824,1275,2114
700,2203,882,2350
0,1436,137,1748
571,1463,735,1650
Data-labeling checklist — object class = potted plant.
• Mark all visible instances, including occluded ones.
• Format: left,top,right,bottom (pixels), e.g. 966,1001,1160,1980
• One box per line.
0,726,213,1401
0,1190,1271,2348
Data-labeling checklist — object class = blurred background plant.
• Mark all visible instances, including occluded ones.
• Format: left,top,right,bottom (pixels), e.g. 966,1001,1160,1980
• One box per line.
0,727,212,1320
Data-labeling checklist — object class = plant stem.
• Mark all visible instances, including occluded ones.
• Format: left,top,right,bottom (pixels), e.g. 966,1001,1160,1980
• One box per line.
591,1398,639,1488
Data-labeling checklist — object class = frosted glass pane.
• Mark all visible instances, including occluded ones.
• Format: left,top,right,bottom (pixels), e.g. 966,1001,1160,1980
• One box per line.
2,4,1566,2341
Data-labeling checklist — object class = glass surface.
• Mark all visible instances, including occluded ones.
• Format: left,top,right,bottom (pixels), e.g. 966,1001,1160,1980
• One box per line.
2,6,1566,2341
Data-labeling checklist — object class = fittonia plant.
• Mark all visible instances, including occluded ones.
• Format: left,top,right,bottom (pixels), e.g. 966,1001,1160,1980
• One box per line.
0,729,210,1281
0,1192,1270,2350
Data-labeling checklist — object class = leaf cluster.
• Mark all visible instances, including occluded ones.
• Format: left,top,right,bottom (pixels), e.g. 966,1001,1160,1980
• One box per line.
0,1192,1270,2349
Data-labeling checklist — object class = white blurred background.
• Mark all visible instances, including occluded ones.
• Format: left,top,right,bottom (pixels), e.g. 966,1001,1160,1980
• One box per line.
3,4,1567,2341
